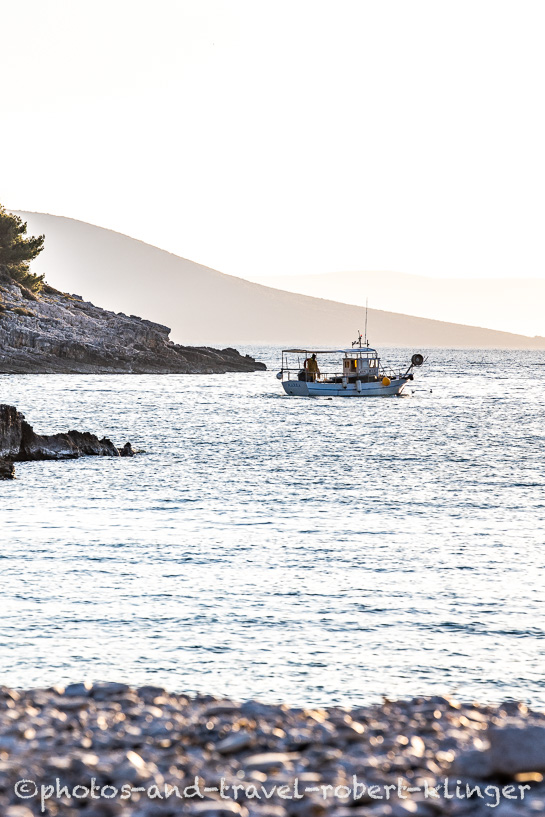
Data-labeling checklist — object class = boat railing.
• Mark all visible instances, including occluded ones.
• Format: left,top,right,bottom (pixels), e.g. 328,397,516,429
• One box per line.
281,366,404,382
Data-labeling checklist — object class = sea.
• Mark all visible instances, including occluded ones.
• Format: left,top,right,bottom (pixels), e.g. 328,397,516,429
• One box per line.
1,346,544,707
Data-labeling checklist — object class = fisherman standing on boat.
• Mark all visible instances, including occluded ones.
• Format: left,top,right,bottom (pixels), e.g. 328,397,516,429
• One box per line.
305,353,320,381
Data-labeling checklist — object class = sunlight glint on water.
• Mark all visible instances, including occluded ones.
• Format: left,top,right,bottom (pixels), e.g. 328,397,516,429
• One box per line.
1,347,544,706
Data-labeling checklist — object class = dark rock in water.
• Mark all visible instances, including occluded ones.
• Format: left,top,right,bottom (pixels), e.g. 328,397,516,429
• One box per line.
0,459,15,479
0,404,22,460
0,404,136,477
0,275,266,373
19,425,121,460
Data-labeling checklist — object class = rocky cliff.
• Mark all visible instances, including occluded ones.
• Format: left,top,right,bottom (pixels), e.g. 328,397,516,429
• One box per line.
0,403,134,478
0,274,265,373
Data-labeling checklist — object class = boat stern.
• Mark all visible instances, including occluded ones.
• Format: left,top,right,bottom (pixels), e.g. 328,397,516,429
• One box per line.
282,380,310,396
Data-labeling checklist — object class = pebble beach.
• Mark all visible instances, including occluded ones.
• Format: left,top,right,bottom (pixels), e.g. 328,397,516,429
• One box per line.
1,683,544,817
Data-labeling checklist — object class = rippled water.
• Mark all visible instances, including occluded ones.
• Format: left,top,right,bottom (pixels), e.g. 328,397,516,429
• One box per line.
1,347,545,707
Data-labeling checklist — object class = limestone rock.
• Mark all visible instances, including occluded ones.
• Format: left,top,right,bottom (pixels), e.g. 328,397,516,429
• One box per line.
0,275,266,373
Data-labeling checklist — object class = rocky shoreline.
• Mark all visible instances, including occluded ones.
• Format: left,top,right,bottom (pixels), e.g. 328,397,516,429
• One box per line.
0,404,134,479
0,276,265,373
0,684,543,816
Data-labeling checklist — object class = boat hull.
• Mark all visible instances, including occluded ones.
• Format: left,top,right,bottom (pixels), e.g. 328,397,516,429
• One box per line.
282,378,409,397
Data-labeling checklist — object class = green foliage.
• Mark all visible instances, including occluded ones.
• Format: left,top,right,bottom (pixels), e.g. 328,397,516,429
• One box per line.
0,205,45,293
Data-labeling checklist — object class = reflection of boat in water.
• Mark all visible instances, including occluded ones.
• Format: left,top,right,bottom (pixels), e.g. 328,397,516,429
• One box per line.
277,333,424,397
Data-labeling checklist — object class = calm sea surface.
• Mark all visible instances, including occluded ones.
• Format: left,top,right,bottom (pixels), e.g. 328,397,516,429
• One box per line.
1,347,544,706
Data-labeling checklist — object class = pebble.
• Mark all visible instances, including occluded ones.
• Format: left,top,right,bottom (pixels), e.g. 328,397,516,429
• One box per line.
191,802,249,816
488,726,545,775
0,686,542,815
64,681,93,697
450,748,493,778
217,731,255,754
92,681,131,700
244,752,299,770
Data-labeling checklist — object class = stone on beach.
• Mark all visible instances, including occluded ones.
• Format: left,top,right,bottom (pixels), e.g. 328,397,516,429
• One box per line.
244,752,300,771
63,681,93,697
217,731,255,754
191,802,249,816
451,725,545,779
450,748,494,778
91,681,132,699
0,687,544,815
488,726,545,775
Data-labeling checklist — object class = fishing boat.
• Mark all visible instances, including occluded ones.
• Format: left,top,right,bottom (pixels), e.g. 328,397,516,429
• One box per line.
277,333,424,397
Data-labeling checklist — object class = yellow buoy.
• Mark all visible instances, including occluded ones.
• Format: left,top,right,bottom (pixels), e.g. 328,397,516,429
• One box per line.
382,376,391,386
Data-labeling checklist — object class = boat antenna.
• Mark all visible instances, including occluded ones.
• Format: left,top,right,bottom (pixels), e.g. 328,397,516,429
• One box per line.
364,298,369,347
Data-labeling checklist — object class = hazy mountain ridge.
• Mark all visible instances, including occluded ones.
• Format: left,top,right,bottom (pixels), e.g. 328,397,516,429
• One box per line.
254,270,545,338
12,211,545,350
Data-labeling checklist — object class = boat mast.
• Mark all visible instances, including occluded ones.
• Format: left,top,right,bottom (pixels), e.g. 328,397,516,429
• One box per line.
352,301,370,350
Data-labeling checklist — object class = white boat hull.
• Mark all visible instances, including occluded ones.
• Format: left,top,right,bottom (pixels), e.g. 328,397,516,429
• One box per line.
282,378,409,397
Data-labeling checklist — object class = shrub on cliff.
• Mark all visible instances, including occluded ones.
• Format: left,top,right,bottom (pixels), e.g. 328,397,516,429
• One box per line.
0,205,45,293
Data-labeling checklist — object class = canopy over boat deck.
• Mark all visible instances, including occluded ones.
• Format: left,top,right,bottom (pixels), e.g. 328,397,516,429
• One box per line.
282,348,378,355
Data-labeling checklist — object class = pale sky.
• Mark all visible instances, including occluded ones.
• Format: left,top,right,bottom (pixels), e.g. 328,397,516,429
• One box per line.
3,0,545,280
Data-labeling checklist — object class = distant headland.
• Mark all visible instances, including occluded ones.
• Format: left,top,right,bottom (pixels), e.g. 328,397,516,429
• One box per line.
12,210,545,350
0,207,265,374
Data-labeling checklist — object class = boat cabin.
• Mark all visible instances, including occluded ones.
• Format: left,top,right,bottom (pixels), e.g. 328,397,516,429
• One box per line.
342,350,380,378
